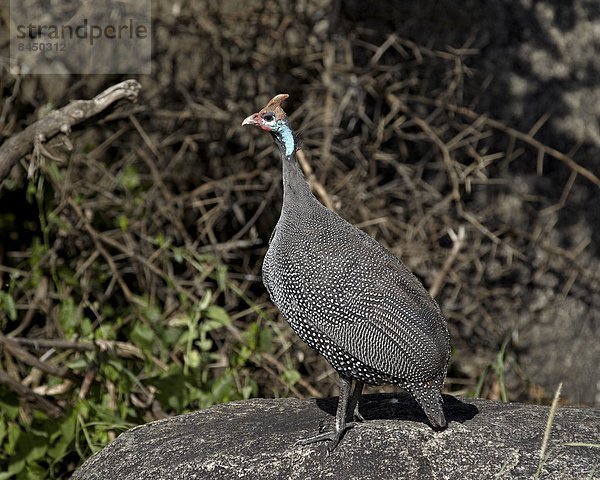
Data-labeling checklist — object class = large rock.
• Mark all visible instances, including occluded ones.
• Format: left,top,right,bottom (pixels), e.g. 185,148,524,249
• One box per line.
73,394,599,479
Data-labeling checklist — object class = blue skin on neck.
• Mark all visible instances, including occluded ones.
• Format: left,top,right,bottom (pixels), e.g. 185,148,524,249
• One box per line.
275,121,295,157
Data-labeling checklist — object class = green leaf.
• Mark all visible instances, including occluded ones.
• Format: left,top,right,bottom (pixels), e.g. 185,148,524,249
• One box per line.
215,265,228,292
201,319,226,332
163,326,184,347
204,305,231,327
142,303,161,324
0,396,19,420
195,338,212,351
168,314,191,328
198,290,212,311
130,322,155,350
15,431,47,463
57,266,78,287
178,328,198,345
259,327,272,353
151,370,187,411
172,247,184,264
281,369,301,387
80,317,93,338
22,461,46,479
47,211,70,230
117,215,129,231
118,165,140,191
242,322,258,350
0,291,17,321
6,422,21,455
241,384,255,400
99,361,119,384
153,233,166,247
58,298,78,334
48,410,77,461
184,350,201,369
211,372,236,402
235,346,253,364
46,161,62,183
26,181,37,202
96,323,116,340
0,459,25,480
66,357,89,370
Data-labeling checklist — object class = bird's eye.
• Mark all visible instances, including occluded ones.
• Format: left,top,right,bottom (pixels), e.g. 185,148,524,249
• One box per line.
262,113,275,122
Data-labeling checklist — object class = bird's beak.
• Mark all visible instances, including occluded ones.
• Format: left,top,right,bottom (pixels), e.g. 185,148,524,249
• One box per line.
242,113,260,127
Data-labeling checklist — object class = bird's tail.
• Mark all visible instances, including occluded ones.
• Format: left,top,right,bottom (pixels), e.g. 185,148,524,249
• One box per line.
404,381,446,428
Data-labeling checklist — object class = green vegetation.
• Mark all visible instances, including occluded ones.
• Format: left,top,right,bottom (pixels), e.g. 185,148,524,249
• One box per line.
0,157,298,478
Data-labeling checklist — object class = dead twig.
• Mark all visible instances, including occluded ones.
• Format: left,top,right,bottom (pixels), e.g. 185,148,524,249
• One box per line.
0,332,79,381
0,369,63,418
6,276,49,338
297,149,336,210
429,226,466,298
9,336,168,370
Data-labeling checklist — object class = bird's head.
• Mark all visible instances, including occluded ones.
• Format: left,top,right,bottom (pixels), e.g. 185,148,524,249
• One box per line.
242,93,290,132
242,94,297,158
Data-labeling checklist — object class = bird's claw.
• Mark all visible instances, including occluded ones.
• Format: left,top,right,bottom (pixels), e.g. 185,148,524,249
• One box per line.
295,423,355,453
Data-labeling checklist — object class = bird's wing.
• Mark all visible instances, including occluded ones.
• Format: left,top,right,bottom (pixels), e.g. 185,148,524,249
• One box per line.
321,259,447,382
287,211,449,383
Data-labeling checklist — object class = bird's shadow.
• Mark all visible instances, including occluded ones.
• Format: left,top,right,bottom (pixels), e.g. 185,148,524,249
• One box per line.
315,392,478,425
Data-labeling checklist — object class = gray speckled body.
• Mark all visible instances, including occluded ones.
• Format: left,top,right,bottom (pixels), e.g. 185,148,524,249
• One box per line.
263,151,451,427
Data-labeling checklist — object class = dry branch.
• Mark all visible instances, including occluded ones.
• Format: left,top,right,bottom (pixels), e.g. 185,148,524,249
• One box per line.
0,369,63,418
0,79,142,184
0,333,79,382
429,226,466,298
297,149,336,210
9,337,169,370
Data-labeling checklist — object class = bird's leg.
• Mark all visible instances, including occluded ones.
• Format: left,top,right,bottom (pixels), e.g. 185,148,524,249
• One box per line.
296,375,354,452
347,379,365,423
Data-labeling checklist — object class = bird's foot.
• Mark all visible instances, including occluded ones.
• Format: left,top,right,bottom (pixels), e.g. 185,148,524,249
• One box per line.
295,423,355,453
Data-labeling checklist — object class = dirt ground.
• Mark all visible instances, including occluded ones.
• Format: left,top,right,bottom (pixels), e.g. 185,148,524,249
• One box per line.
1,0,599,414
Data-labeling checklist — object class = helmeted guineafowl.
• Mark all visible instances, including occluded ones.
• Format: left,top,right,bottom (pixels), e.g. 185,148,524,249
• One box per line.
242,94,451,451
